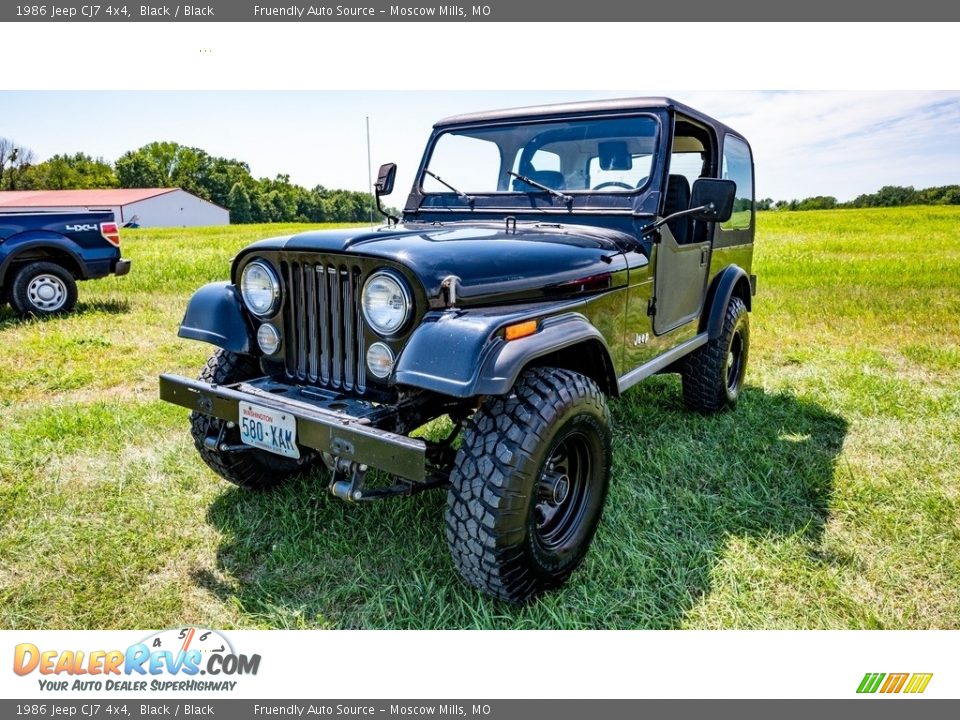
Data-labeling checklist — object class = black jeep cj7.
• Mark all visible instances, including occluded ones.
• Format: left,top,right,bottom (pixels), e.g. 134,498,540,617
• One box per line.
160,97,756,602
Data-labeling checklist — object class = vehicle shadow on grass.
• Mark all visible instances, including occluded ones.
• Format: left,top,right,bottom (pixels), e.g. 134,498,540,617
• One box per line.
0,298,130,330
196,377,847,629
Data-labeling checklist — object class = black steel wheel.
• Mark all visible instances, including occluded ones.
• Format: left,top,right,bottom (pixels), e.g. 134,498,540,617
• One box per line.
534,430,595,553
446,367,612,603
189,349,317,490
682,295,750,412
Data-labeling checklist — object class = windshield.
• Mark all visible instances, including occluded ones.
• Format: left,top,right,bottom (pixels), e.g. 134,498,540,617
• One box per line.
422,115,659,196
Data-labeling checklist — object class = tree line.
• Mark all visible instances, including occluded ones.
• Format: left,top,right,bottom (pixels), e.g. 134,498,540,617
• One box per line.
3,136,957,219
0,138,391,223
757,185,960,212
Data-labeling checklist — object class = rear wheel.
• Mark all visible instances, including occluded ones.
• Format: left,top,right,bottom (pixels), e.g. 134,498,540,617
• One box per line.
682,295,749,412
190,349,317,490
9,262,78,317
446,367,612,603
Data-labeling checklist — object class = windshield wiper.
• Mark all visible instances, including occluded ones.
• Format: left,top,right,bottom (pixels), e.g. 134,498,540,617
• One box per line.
423,170,474,203
507,171,573,205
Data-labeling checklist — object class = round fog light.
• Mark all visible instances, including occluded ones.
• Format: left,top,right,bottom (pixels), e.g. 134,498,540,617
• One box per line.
366,342,395,379
257,323,281,355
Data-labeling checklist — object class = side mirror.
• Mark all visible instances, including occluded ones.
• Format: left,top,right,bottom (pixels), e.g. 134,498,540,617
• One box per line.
375,162,397,196
689,178,737,222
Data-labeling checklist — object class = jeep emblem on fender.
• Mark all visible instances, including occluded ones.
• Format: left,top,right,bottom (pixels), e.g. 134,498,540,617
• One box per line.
159,97,756,603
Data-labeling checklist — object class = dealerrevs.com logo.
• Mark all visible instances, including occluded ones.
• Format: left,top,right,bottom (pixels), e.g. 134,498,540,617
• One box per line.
13,627,261,692
857,673,933,694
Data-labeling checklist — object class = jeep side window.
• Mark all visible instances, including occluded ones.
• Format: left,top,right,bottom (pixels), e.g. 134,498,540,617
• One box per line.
721,135,754,231
667,123,715,244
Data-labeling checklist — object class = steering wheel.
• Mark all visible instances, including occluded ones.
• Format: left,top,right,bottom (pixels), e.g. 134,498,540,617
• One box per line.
592,181,633,191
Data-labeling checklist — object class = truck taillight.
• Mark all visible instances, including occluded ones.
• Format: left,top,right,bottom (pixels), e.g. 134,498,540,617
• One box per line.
100,222,121,247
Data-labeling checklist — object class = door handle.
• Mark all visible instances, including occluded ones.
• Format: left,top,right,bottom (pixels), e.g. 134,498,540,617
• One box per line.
700,248,708,266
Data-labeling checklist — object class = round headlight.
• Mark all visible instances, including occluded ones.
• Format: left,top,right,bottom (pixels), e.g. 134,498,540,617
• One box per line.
241,260,280,317
362,272,410,336
257,323,281,355
366,342,395,379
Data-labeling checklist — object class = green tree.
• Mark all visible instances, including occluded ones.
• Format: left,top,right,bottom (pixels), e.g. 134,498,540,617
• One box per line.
226,182,253,223
22,153,118,189
115,151,166,188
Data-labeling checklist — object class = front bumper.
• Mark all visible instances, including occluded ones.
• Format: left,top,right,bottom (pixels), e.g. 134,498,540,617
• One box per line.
113,258,132,276
159,374,427,482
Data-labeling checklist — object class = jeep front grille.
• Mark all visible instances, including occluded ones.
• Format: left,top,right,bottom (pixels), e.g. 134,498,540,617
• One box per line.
281,260,366,394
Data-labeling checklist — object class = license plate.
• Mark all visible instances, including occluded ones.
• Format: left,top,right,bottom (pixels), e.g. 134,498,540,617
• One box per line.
238,401,300,459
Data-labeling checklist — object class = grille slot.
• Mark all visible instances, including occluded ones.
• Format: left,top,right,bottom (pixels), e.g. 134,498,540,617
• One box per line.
283,260,366,394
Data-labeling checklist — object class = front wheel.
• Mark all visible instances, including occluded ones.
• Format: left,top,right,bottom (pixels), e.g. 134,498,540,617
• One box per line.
446,367,612,603
189,349,317,490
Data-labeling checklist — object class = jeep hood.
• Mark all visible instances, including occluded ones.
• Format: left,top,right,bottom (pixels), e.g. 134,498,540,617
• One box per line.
243,222,635,306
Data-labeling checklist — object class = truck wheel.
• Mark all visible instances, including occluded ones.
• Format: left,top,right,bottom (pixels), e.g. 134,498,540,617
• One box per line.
446,367,612,603
9,262,78,317
189,349,316,490
682,295,749,412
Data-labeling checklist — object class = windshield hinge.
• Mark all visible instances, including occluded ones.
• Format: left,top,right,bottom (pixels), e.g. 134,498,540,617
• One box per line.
647,297,657,317
505,216,517,234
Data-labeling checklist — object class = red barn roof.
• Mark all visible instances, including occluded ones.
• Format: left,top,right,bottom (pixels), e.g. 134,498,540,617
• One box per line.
0,188,180,207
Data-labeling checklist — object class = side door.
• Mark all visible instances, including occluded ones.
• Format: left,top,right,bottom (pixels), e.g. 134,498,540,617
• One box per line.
651,216,711,335
651,122,718,336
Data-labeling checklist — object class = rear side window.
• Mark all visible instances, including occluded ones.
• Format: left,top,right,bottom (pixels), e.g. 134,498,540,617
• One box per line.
721,135,754,231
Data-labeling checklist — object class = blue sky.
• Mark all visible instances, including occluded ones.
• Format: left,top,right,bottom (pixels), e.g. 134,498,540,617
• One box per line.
1,91,958,202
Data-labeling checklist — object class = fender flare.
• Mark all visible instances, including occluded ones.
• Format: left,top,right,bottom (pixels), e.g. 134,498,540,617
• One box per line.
702,264,752,339
177,282,255,354
395,309,618,398
0,232,88,285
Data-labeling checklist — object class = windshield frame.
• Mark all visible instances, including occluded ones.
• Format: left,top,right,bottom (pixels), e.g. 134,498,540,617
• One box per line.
410,111,665,214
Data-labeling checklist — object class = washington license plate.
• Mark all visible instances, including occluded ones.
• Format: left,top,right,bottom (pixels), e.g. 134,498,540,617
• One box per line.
238,401,300,459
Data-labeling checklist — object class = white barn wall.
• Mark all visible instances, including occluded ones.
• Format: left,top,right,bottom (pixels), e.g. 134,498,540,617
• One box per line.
122,190,229,227
0,204,123,218
0,190,229,228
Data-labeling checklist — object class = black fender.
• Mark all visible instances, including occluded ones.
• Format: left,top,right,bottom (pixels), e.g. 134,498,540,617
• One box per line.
394,306,618,398
177,282,255,354
701,265,752,339
0,232,88,285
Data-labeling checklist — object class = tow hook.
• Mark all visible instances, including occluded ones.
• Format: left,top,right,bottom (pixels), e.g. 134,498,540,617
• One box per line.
329,458,369,502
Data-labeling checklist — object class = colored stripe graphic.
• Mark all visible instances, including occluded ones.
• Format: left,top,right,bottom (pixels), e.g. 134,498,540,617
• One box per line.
880,673,909,693
904,673,933,694
857,672,932,694
857,673,885,693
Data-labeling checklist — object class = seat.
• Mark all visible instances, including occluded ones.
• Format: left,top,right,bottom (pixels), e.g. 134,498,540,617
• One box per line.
512,169,565,192
663,174,691,244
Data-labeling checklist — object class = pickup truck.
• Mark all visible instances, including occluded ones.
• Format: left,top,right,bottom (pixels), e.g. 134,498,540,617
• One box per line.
0,211,131,316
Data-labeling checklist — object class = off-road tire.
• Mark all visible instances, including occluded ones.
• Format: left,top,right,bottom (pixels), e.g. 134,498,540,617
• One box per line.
190,349,316,490
682,296,749,412
446,367,612,603
9,261,78,317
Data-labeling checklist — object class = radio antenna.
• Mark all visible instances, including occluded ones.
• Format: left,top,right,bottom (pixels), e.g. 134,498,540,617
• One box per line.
366,116,374,227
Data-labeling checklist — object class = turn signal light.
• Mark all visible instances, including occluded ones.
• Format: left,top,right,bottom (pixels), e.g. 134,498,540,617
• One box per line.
505,320,538,341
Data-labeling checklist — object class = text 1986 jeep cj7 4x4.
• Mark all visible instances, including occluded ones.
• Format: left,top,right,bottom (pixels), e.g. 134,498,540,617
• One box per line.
160,97,756,602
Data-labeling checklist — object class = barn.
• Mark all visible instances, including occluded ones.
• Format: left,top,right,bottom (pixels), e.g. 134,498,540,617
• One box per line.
0,188,229,227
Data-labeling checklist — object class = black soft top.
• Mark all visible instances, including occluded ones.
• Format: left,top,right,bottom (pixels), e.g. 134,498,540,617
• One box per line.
435,96,746,141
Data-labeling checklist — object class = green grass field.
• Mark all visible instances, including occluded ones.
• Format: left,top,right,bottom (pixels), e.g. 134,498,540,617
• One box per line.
1,208,958,629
